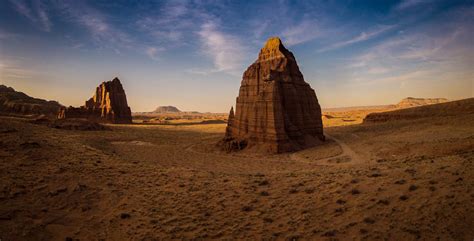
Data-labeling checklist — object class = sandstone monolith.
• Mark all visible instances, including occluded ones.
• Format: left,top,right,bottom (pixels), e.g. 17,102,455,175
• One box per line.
221,37,324,153
58,77,132,124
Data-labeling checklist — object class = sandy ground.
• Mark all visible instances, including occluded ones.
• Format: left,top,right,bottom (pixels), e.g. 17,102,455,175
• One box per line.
0,112,473,240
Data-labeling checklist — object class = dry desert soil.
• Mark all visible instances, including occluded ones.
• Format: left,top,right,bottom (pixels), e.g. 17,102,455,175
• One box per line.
0,105,473,240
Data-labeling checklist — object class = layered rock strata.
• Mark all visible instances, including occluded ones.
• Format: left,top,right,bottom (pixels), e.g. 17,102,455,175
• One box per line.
58,77,132,124
222,37,324,153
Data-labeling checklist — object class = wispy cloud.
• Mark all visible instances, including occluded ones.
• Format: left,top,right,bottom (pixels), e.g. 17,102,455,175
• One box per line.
397,28,464,60
367,67,391,75
373,69,433,87
9,0,35,22
0,29,17,40
348,36,414,69
347,16,472,87
281,18,321,46
136,1,250,73
145,47,164,61
0,58,35,80
395,0,429,11
252,20,270,41
136,1,194,45
35,0,51,32
197,22,247,74
185,68,213,75
152,30,183,42
318,25,396,52
9,0,51,32
54,1,132,52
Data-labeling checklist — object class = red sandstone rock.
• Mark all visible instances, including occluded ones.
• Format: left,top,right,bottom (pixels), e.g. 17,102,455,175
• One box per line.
222,37,324,153
58,78,132,124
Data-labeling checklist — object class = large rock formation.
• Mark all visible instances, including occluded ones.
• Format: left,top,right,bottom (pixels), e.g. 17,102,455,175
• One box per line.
222,37,324,153
58,77,132,124
0,85,62,117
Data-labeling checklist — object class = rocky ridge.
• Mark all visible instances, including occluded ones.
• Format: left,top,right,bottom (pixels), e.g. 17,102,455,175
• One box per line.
395,97,448,109
0,85,62,117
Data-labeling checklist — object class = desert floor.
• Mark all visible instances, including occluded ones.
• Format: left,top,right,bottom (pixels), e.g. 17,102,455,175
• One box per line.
0,113,473,240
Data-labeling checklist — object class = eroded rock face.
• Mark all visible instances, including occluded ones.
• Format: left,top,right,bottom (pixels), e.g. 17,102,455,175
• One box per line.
0,85,62,117
58,78,132,124
222,37,324,153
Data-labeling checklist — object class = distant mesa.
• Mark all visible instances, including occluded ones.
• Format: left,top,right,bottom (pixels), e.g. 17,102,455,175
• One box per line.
133,106,204,116
364,98,473,123
152,106,181,113
395,97,448,109
221,37,325,153
321,97,449,113
58,77,132,124
0,84,62,117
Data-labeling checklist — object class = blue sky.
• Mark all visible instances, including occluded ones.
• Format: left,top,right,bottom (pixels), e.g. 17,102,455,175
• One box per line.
0,0,472,112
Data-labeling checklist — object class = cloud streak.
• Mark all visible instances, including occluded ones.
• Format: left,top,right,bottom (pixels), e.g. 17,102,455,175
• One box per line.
146,47,163,61
281,19,321,46
0,29,16,40
347,15,472,88
136,1,194,45
197,22,247,74
9,0,51,32
0,57,35,80
318,25,396,52
395,0,429,11
54,1,133,52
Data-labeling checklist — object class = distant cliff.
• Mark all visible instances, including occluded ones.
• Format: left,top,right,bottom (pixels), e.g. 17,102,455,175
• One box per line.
395,97,448,109
364,98,472,123
0,85,62,117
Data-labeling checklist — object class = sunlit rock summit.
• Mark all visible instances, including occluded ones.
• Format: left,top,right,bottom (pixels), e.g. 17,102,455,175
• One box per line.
222,37,324,153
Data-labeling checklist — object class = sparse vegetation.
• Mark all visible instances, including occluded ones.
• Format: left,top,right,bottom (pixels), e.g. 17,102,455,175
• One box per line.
1,97,472,240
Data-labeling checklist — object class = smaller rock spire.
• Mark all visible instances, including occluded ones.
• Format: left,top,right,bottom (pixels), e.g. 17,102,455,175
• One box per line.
225,106,234,138
228,106,234,119
57,77,132,124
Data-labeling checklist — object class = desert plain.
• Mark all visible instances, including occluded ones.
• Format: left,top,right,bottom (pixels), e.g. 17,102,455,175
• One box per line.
1,99,473,241
2,0,473,240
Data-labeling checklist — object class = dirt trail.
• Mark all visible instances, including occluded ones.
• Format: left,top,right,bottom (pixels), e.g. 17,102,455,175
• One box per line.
186,135,346,163
324,133,362,163
185,132,364,166
289,133,362,165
